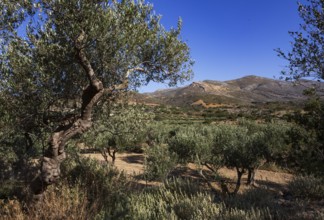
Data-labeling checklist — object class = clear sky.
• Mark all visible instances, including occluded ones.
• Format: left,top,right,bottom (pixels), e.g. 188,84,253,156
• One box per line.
140,0,303,92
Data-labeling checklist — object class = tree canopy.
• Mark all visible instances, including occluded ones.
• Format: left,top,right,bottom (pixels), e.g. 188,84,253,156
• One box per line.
276,0,324,81
0,0,193,196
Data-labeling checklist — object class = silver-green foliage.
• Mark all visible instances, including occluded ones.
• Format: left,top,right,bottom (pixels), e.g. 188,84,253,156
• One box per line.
146,122,181,145
214,121,291,172
127,183,272,220
0,0,193,182
276,0,324,81
168,124,221,167
144,144,177,181
1,0,193,100
64,156,130,219
84,104,153,153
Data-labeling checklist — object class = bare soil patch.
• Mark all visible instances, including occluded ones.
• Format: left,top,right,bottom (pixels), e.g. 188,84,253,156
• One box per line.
83,152,293,193
84,152,144,175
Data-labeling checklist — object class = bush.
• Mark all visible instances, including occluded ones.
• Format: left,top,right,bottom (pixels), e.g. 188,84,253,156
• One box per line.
127,181,272,220
127,186,220,220
1,155,132,219
64,156,131,219
168,124,220,168
0,183,89,220
224,188,275,211
288,175,324,200
0,180,24,200
144,145,177,181
164,177,205,197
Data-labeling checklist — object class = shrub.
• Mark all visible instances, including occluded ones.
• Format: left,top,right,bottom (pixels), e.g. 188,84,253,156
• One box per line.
164,177,205,197
127,186,220,220
168,124,221,169
127,181,273,220
288,175,324,200
1,155,132,219
219,208,272,220
0,183,89,220
224,188,275,211
144,145,177,181
65,156,131,219
0,199,24,220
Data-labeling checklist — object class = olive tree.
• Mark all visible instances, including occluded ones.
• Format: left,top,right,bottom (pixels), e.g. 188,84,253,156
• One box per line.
168,125,221,171
84,103,153,164
213,125,252,194
168,125,223,193
0,0,193,197
276,0,324,81
212,122,289,194
277,0,324,175
236,120,291,185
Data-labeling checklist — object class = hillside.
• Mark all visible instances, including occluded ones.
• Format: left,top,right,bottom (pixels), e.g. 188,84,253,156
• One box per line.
134,75,324,107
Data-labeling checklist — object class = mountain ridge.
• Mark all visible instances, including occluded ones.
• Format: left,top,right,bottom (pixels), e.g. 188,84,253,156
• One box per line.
134,75,324,107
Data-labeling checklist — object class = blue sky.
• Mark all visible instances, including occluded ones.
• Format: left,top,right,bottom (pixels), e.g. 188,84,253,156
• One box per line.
140,0,303,92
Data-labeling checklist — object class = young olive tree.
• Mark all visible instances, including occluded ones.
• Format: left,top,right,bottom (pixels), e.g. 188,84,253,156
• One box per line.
213,125,251,194
146,122,189,149
0,0,193,197
168,125,223,193
236,120,290,185
168,125,221,171
84,104,153,165
213,122,289,194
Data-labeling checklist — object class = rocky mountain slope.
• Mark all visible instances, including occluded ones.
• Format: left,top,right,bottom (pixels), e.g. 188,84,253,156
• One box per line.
134,75,324,107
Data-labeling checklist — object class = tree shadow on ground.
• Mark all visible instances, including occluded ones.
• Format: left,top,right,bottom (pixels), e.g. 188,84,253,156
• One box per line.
254,179,287,192
120,154,144,164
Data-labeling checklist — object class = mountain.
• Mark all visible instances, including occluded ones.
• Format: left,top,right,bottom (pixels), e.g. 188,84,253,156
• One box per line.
133,75,324,107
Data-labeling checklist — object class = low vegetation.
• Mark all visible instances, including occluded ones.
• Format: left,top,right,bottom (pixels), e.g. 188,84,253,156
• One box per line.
1,100,324,219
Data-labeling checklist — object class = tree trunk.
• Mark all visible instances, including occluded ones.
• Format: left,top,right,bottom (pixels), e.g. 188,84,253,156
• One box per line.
233,167,244,195
107,147,117,165
29,31,129,198
24,132,33,153
197,169,218,195
30,81,104,196
30,31,109,198
101,148,109,164
111,151,116,165
204,162,218,174
247,168,255,185
220,180,230,199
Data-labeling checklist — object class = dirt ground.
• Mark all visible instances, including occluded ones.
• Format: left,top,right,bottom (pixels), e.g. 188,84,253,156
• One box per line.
84,152,294,192
82,152,324,218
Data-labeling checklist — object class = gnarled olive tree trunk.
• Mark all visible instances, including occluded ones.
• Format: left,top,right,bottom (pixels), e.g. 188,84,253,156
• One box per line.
30,32,126,197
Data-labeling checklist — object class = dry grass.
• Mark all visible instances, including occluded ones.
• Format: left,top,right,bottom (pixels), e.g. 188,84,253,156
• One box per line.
0,184,92,220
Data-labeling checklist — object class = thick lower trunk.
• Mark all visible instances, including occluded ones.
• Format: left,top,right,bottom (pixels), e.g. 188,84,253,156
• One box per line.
30,83,104,196
30,31,128,198
30,116,94,195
